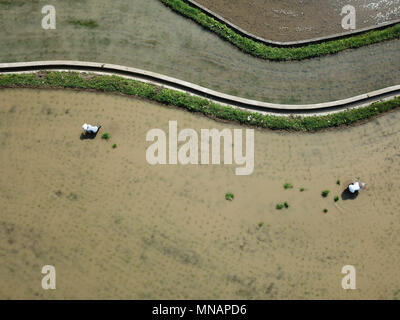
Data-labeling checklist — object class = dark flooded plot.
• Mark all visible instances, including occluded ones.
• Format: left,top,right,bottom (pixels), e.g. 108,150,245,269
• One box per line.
0,0,399,104
196,0,400,41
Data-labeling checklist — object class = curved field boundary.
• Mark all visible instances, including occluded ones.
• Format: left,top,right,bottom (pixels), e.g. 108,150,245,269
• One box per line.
160,0,400,60
0,61,399,131
1,61,398,113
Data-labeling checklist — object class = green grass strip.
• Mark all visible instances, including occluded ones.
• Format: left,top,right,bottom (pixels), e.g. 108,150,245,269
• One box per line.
67,19,99,29
0,71,399,131
160,0,400,61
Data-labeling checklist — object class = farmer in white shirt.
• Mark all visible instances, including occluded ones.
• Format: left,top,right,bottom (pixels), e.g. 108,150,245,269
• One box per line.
348,182,366,194
82,123,101,134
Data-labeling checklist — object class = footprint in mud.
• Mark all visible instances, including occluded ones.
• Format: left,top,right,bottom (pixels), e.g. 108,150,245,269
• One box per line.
54,190,63,197
67,192,79,201
41,106,54,116
54,190,78,201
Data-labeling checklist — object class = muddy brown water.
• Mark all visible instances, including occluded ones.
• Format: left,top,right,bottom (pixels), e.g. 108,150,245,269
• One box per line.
0,88,399,299
196,0,400,41
0,0,399,104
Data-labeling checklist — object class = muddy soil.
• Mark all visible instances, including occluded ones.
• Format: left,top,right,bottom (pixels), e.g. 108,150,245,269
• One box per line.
0,88,399,299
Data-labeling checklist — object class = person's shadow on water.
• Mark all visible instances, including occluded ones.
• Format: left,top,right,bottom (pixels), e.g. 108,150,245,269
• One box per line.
341,188,359,200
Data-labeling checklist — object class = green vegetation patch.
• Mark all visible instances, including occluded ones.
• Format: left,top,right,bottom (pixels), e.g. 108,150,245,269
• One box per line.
284,201,289,208
101,132,110,140
276,202,289,210
0,0,27,6
68,19,99,29
160,0,400,61
284,183,293,189
321,190,330,198
0,72,399,132
225,193,234,201
0,0,15,5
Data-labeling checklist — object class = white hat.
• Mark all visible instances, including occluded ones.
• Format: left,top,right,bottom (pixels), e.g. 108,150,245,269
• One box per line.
82,123,88,131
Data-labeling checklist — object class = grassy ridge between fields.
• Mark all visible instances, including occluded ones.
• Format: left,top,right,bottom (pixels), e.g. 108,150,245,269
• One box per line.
0,72,399,131
160,0,400,61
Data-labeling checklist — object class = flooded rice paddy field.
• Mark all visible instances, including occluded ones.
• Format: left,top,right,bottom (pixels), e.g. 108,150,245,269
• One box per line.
0,0,399,104
0,89,399,299
196,0,400,41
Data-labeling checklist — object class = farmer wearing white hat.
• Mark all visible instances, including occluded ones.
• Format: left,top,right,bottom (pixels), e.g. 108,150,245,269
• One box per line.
82,123,101,134
348,181,366,194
